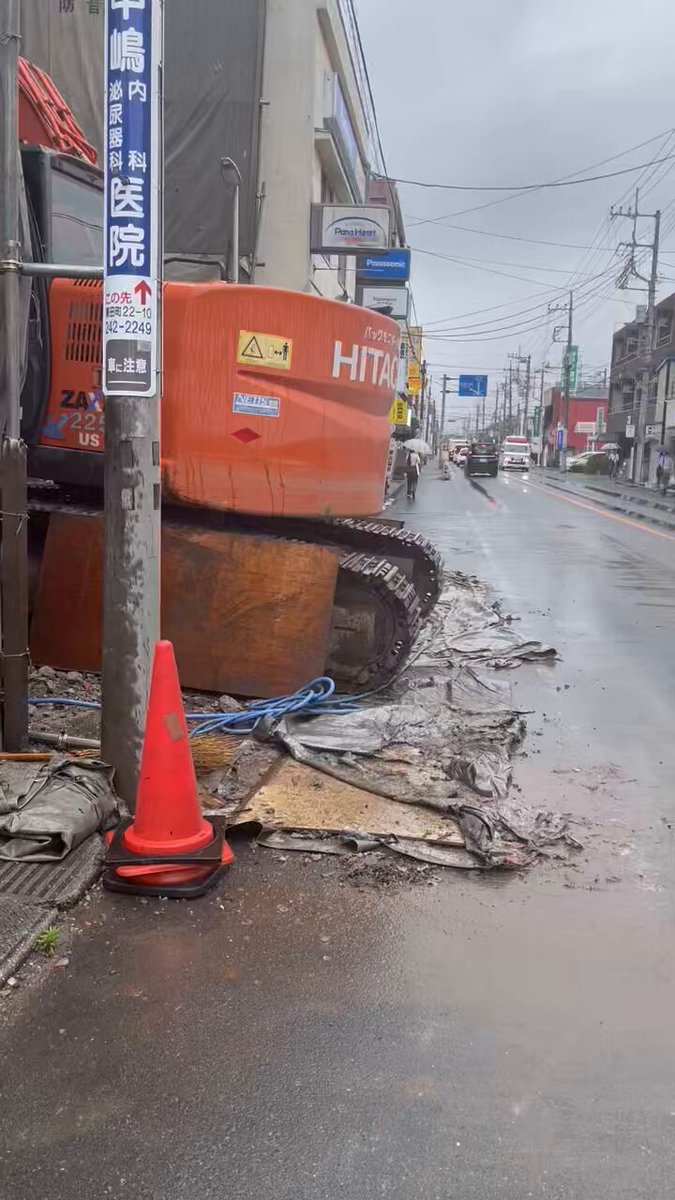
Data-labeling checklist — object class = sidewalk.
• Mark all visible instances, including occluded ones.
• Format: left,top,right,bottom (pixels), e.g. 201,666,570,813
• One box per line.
532,468,675,532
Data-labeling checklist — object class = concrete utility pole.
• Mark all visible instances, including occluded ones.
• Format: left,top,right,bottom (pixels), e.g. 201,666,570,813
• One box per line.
508,364,513,434
0,0,28,750
101,0,163,804
508,351,531,437
418,360,427,432
562,291,573,471
438,373,449,460
481,395,486,436
0,0,19,440
549,294,574,470
612,190,661,482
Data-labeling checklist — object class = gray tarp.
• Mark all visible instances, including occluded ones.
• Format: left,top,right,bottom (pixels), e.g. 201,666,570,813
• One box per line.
261,573,570,869
0,757,117,861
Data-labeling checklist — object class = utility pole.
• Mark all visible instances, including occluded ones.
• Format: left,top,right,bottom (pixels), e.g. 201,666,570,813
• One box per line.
438,373,448,461
508,351,532,437
508,364,513,434
418,360,427,433
481,394,486,436
549,293,574,469
0,0,28,750
101,0,163,804
537,364,546,464
523,354,531,438
611,190,661,482
562,293,573,470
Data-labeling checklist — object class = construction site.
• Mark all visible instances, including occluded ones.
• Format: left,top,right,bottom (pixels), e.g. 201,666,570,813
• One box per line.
3,4,673,1199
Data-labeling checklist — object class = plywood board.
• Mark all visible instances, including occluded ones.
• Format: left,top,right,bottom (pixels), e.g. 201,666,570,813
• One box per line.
236,759,464,845
30,512,340,698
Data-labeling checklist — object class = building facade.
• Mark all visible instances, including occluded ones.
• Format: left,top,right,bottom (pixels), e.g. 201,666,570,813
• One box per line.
20,0,405,300
608,293,675,480
542,386,609,461
256,0,405,301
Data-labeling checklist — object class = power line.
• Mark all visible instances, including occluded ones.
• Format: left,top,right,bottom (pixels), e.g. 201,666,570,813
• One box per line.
400,130,675,228
386,155,675,193
423,271,615,334
423,284,562,327
411,247,608,276
412,244,619,290
403,218,621,252
420,275,623,345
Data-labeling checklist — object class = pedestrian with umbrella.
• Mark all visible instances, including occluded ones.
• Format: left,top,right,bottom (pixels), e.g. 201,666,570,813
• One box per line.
403,438,431,499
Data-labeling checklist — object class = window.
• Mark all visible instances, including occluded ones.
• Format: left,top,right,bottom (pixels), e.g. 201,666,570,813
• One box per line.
626,334,639,357
657,313,672,346
51,170,103,267
620,379,636,411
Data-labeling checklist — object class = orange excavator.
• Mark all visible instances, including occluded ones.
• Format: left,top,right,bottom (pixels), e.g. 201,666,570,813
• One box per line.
17,60,441,697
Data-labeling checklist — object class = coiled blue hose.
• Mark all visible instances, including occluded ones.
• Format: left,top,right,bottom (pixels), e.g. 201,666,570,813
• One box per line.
29,675,358,739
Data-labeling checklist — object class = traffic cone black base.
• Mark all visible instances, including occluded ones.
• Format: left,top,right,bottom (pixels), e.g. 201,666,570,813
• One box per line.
103,819,233,898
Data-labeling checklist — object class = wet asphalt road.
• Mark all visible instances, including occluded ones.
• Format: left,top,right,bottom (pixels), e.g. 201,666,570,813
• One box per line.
2,466,675,1200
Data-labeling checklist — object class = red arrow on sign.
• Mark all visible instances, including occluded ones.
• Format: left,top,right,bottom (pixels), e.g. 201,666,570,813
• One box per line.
134,280,152,304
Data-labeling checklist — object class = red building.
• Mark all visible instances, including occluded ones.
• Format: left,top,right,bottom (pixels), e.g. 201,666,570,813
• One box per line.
543,387,609,457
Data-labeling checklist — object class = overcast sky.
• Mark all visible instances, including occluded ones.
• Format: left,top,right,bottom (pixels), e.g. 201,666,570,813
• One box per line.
357,0,675,420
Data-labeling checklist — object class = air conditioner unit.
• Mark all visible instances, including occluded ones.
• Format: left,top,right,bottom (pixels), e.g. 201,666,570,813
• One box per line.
635,305,647,323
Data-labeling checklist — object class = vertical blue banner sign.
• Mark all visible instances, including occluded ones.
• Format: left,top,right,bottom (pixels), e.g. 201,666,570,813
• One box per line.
103,0,161,396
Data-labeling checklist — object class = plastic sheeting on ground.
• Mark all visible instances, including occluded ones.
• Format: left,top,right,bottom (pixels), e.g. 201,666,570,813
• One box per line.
0,758,118,861
251,572,573,870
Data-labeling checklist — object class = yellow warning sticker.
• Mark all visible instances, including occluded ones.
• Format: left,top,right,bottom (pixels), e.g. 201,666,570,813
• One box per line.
237,330,293,371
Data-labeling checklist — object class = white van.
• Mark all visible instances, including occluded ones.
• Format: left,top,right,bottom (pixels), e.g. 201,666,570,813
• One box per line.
499,436,531,471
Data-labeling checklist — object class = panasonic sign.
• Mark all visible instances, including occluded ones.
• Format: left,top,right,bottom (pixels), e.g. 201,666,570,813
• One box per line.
310,204,392,254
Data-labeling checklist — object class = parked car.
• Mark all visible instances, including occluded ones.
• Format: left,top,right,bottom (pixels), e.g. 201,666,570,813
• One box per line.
466,441,498,477
568,450,609,475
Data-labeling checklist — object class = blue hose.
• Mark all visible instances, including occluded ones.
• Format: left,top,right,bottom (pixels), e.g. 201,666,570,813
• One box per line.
29,675,358,739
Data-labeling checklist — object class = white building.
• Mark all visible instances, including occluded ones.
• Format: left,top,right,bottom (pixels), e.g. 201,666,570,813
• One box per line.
257,0,380,300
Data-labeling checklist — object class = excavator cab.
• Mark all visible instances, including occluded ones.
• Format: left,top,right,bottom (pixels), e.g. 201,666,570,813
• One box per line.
19,147,103,484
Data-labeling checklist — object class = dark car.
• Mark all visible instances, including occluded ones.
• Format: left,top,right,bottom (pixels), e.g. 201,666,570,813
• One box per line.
466,441,498,477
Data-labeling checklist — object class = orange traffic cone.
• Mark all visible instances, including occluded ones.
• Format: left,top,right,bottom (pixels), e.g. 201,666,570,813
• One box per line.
103,640,234,898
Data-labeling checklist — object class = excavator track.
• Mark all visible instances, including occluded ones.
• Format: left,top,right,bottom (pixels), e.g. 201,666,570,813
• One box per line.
329,517,443,615
329,549,422,691
27,489,426,693
158,507,444,616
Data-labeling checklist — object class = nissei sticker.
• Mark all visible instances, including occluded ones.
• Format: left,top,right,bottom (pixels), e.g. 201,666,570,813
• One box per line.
232,392,280,418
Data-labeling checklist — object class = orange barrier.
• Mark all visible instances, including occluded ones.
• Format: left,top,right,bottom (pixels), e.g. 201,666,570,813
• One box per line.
103,641,233,898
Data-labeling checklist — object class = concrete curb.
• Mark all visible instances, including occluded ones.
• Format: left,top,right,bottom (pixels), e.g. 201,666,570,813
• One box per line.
537,477,675,533
0,901,58,989
585,482,675,517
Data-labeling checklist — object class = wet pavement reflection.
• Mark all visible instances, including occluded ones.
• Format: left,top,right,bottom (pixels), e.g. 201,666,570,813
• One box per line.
2,465,675,1200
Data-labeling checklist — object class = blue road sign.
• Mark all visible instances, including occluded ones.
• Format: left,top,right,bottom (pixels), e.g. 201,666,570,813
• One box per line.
104,0,161,397
458,374,488,399
356,248,411,282
556,426,565,451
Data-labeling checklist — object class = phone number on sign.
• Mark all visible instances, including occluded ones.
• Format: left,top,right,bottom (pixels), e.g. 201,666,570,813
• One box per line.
105,318,153,337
